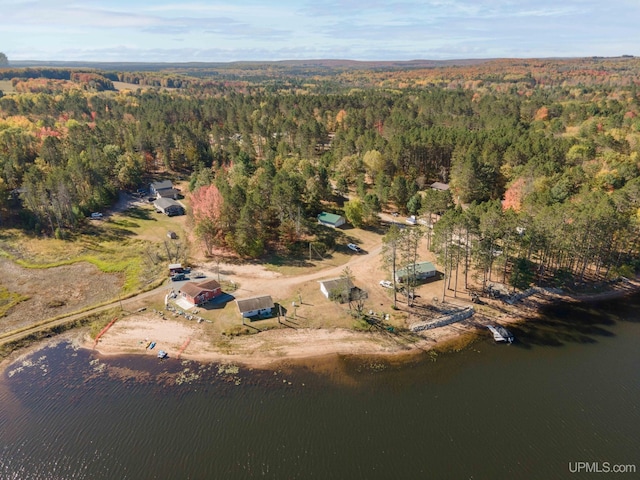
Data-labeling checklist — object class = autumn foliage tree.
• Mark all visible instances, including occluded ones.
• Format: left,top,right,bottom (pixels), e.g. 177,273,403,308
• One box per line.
189,184,225,255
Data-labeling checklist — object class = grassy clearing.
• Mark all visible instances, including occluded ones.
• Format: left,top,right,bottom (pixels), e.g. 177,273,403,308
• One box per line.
0,224,162,294
0,200,192,294
0,286,29,317
109,205,188,242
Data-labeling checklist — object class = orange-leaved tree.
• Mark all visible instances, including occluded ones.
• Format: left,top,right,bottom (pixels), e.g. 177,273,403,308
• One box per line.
190,184,225,255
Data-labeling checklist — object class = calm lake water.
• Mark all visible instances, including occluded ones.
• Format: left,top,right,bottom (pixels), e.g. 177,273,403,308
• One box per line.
1,295,639,480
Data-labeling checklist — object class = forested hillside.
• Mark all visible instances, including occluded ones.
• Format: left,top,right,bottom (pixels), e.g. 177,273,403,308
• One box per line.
1,56,640,288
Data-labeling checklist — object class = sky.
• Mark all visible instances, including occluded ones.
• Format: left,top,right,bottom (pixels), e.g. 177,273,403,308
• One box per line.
1,0,639,63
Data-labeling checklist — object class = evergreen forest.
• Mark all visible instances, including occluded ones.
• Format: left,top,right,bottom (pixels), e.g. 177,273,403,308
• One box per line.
2,56,640,290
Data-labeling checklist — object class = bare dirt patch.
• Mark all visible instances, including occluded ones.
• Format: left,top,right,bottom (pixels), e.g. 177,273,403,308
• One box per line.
0,258,123,334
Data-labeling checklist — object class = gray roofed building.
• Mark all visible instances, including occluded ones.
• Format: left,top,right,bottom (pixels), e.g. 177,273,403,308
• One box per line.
319,277,358,303
236,295,275,319
156,188,181,200
150,180,174,195
153,198,184,216
430,182,450,191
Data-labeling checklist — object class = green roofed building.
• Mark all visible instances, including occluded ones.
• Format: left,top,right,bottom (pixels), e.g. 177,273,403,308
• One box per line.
395,261,437,283
317,212,346,228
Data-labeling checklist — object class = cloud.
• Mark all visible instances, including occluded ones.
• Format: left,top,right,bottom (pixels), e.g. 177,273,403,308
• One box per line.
2,0,639,62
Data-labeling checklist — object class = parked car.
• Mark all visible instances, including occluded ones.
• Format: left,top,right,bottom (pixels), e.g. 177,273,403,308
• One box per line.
171,273,186,281
379,280,393,289
90,212,103,219
347,243,361,252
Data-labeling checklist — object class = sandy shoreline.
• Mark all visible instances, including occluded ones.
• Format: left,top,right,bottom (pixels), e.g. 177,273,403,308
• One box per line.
78,320,446,368
3,277,639,374
80,277,640,366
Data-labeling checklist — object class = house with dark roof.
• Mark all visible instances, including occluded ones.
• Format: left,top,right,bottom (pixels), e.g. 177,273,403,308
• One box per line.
156,188,181,200
150,180,174,197
236,295,275,319
317,212,346,228
179,279,222,306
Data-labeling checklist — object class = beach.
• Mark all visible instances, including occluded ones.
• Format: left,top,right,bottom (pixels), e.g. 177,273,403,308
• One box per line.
73,275,640,369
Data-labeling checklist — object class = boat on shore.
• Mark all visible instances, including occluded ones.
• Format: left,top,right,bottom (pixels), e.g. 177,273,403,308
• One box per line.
157,350,168,359
149,341,156,350
487,325,514,343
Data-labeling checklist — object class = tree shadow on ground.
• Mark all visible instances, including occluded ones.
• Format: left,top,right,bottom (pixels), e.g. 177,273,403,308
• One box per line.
125,206,155,221
261,253,317,268
82,221,136,241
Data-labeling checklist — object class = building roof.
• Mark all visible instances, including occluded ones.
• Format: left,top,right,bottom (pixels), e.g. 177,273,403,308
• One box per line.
180,279,221,298
319,277,354,292
153,197,181,209
180,282,207,298
197,279,221,291
430,182,450,191
236,295,275,313
396,261,437,277
151,180,173,191
317,212,345,225
169,263,182,270
156,188,181,198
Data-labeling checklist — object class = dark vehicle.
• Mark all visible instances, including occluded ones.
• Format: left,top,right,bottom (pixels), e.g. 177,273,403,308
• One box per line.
171,273,186,281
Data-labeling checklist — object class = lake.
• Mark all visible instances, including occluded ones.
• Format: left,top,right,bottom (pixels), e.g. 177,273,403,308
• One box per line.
1,295,639,479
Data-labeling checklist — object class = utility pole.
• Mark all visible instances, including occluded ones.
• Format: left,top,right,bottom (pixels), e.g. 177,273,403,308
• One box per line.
441,233,448,304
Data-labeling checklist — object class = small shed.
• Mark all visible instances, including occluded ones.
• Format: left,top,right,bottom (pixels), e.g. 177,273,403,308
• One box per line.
154,198,184,216
319,277,358,303
317,212,346,228
179,279,222,306
236,295,275,319
169,263,184,276
395,261,437,283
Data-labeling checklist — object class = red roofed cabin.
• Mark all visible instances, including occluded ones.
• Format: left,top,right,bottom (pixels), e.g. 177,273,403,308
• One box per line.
179,279,222,306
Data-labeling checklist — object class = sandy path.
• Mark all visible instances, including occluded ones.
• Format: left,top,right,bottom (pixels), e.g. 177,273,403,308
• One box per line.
202,244,384,301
